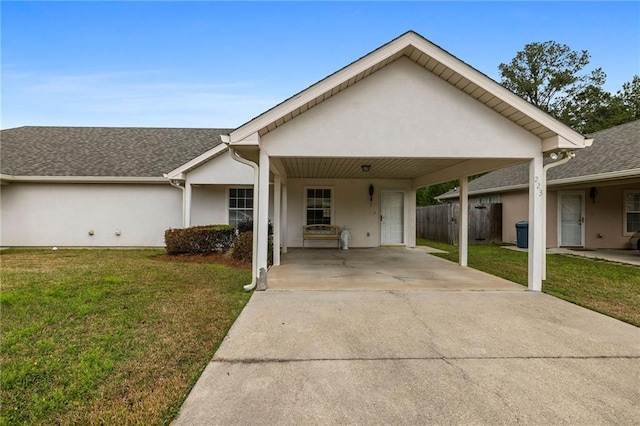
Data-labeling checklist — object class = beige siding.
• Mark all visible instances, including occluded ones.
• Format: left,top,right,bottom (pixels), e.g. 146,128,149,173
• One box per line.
493,182,638,249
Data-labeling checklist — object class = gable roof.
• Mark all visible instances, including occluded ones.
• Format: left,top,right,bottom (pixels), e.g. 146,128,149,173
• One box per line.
229,30,589,152
438,119,640,199
0,126,232,180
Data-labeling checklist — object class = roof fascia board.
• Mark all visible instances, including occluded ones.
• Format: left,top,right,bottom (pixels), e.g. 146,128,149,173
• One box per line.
165,144,228,180
5,176,168,184
439,168,640,199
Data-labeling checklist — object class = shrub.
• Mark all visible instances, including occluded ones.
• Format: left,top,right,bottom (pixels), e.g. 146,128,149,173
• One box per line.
232,231,253,263
236,219,273,235
231,232,274,267
165,225,235,255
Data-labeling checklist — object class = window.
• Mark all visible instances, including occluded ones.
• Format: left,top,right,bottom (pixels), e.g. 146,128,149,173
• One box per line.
624,190,640,234
306,188,332,225
229,188,253,227
479,194,500,204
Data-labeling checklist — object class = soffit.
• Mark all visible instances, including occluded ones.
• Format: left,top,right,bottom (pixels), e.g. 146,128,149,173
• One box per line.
280,157,467,179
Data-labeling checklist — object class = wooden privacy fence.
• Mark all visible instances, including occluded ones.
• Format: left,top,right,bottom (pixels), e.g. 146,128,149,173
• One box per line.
416,203,502,244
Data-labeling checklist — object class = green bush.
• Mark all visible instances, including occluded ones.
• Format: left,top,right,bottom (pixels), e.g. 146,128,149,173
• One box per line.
232,231,253,263
231,232,274,267
165,225,235,255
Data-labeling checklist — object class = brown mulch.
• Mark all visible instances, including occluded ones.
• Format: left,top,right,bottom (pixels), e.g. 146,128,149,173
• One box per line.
155,251,250,269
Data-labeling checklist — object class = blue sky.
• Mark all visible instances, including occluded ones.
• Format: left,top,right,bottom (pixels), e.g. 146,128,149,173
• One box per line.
2,1,638,129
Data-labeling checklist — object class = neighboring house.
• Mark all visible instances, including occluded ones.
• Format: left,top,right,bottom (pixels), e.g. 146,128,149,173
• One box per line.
0,31,594,291
438,120,640,249
0,127,260,246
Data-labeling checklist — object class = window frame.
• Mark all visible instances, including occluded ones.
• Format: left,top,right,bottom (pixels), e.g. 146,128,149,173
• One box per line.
623,189,640,236
227,186,254,228
303,186,334,226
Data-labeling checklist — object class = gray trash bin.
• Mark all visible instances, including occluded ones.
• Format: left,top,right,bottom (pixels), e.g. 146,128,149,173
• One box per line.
516,221,528,248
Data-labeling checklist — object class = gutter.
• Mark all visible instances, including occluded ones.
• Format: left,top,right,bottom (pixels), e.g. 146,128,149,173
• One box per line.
223,135,259,292
165,175,187,228
541,152,575,280
438,168,640,201
0,175,168,184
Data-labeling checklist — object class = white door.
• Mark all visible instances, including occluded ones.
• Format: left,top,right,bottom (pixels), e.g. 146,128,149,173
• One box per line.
559,192,584,247
381,191,404,245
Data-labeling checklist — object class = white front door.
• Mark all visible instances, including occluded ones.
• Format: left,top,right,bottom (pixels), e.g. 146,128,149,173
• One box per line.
381,191,404,245
558,191,585,247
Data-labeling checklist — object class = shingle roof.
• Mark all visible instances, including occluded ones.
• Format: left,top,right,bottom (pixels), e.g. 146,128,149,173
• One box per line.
0,126,233,177
439,119,640,198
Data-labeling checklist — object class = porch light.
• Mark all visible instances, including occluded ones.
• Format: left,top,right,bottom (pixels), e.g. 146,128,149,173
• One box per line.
361,165,371,172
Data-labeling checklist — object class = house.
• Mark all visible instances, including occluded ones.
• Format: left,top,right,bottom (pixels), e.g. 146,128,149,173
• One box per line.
437,119,640,250
0,127,260,247
0,31,593,291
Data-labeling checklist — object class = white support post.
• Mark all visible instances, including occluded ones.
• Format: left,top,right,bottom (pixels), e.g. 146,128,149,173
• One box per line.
528,156,544,291
273,175,281,266
458,176,469,267
541,171,548,281
184,183,192,228
257,149,270,273
282,183,288,254
408,188,417,248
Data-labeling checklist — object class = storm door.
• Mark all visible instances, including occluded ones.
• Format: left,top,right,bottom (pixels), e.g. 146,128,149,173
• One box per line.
380,191,404,245
558,191,585,247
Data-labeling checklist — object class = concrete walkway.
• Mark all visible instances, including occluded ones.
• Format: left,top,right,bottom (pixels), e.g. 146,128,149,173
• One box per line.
175,290,640,425
504,245,640,267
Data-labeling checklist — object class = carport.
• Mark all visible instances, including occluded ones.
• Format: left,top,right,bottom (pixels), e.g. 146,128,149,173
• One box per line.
223,31,592,292
268,247,524,291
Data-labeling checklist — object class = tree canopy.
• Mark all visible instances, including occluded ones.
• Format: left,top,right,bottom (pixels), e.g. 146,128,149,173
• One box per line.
498,41,638,133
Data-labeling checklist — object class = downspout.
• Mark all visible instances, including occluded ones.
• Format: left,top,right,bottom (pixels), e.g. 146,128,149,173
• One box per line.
166,177,187,228
542,151,575,280
225,141,259,292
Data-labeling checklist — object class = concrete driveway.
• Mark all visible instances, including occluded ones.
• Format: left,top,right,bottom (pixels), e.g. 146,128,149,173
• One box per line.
175,289,640,425
268,247,524,290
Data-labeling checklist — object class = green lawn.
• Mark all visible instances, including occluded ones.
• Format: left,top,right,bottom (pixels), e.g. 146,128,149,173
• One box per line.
418,239,640,327
0,249,251,425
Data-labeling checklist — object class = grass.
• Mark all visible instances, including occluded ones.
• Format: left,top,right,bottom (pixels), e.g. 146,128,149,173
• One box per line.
417,238,640,327
0,249,252,425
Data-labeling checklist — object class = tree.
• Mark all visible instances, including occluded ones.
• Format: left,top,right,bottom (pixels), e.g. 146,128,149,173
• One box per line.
416,181,458,206
617,75,640,122
498,41,605,115
558,75,640,133
558,84,620,133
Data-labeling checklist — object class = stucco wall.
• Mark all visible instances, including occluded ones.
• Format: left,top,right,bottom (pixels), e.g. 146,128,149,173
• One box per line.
285,178,414,248
190,186,227,226
186,151,254,185
262,57,541,159
1,183,182,247
565,183,636,249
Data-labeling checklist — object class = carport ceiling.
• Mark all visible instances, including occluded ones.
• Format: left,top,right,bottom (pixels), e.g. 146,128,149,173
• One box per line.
279,157,519,180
